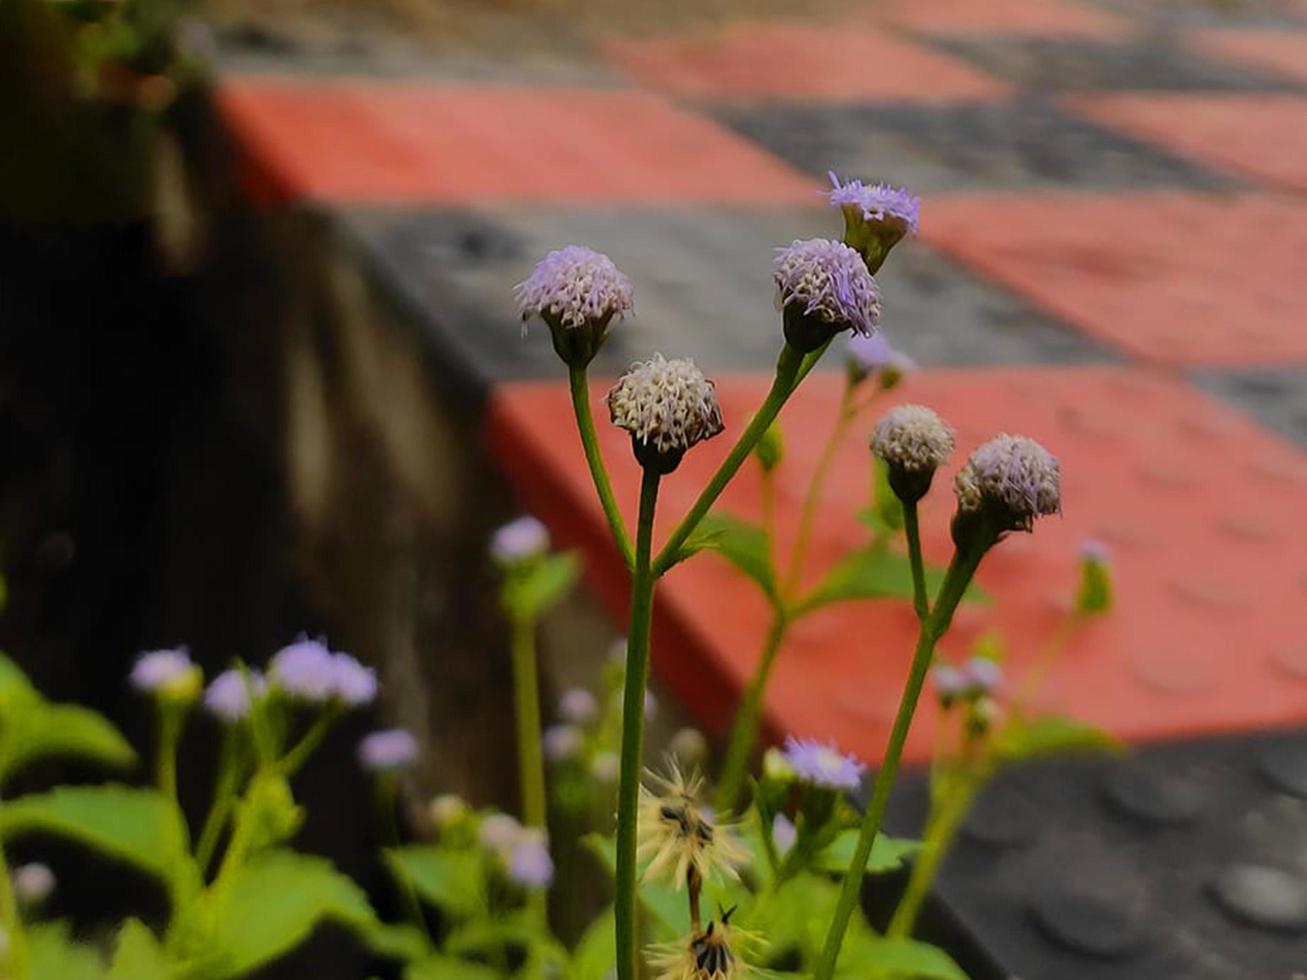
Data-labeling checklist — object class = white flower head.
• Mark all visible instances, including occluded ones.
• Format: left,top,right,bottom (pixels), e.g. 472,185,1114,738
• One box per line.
871,404,955,473
607,354,724,472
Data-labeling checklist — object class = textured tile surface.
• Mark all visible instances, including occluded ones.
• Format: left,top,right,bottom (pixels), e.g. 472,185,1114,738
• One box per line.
488,366,1307,766
1194,368,1307,447
1189,26,1307,83
872,0,1127,37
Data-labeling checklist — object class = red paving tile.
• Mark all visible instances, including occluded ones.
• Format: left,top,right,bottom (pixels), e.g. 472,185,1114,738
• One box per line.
1069,94,1307,194
488,366,1307,766
214,78,818,206
603,22,1009,103
1189,27,1307,85
870,0,1125,37
921,192,1307,366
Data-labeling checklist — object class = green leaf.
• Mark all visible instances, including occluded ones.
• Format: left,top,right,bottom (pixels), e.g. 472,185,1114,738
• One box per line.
208,850,381,979
107,920,173,980
504,552,581,620
27,922,106,980
992,715,1121,764
0,785,194,899
0,702,136,785
850,938,967,979
385,845,487,919
676,513,777,602
0,653,38,709
796,547,929,615
813,830,920,876
404,956,499,980
570,907,615,980
583,834,685,938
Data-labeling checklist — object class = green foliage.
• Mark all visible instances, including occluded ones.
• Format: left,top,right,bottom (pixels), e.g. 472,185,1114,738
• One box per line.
0,785,195,900
106,920,173,980
1076,557,1113,614
754,422,785,473
794,545,965,616
386,846,488,919
812,830,921,876
404,956,500,980
992,715,1121,764
501,553,581,621
27,922,105,980
676,513,778,604
570,907,616,980
843,937,968,980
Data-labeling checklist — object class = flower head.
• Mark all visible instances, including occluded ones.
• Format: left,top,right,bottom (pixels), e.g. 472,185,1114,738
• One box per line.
591,751,620,783
491,516,550,564
558,687,598,725
508,832,554,889
514,245,633,367
607,354,724,473
331,653,378,707
204,668,265,723
543,724,584,762
649,916,756,980
270,638,335,701
774,238,881,351
771,813,796,857
430,794,469,830
358,728,420,773
479,813,524,855
933,663,969,705
13,864,54,906
847,332,914,387
954,434,1062,534
1076,537,1113,614
638,764,747,890
782,736,865,791
828,172,920,275
130,648,201,701
1081,538,1111,564
871,404,955,502
964,657,1002,694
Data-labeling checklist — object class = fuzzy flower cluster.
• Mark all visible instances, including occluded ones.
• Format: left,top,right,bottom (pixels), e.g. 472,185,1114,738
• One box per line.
782,736,866,791
607,354,725,456
933,657,1002,704
513,245,634,331
358,728,420,773
490,515,550,564
269,638,378,707
955,434,1062,529
827,171,921,235
478,813,554,889
871,404,955,473
130,648,198,695
774,238,881,339
204,668,266,723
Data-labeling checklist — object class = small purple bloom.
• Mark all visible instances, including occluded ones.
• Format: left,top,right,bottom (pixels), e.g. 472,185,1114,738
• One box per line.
774,238,881,339
955,434,1061,529
558,687,598,725
331,653,378,707
491,516,550,564
1080,538,1112,564
204,669,265,722
479,813,524,854
130,648,194,693
932,663,969,702
13,863,54,905
358,729,420,773
543,724,584,761
782,736,866,790
514,245,634,331
848,332,915,377
508,834,554,889
270,637,335,701
827,171,921,235
772,813,797,856
964,657,1003,695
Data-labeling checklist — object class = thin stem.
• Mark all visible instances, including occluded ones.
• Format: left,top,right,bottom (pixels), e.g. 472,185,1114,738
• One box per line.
511,613,547,833
902,502,930,622
614,466,661,980
1014,610,1082,709
715,613,787,815
653,344,804,576
886,770,979,939
277,709,337,777
0,823,28,978
812,547,983,980
783,378,855,597
195,729,243,874
760,467,776,569
155,703,183,809
569,365,635,572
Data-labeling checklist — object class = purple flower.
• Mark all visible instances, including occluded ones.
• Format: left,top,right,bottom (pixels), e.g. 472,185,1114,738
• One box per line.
772,813,797,856
827,171,921,235
270,638,336,701
204,669,265,723
964,657,1002,695
358,729,420,773
558,687,598,725
933,663,969,702
848,332,915,379
130,648,199,697
13,864,54,905
479,813,524,854
514,245,634,332
508,834,554,889
774,238,881,339
491,516,550,564
955,434,1062,530
543,724,584,761
331,653,378,707
1080,538,1112,564
782,736,866,790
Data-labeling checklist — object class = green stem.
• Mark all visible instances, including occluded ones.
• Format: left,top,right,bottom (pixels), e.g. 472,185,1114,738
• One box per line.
570,364,635,572
511,613,547,833
614,466,661,980
195,729,243,875
653,343,805,576
277,709,338,777
715,613,787,815
812,547,983,980
783,377,855,597
886,770,979,939
1014,609,1082,709
902,502,930,622
0,821,28,979
156,703,183,809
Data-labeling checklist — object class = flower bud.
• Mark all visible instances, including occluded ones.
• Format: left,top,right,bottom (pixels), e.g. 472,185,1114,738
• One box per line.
847,332,914,389
774,238,881,353
827,171,920,275
491,516,550,565
430,794,470,831
607,354,724,474
953,434,1062,552
870,404,955,505
514,245,633,368
130,649,202,706
754,421,784,474
1076,538,1113,615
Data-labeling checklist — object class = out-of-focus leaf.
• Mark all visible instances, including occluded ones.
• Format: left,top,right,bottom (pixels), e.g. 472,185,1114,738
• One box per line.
404,956,499,980
571,907,615,980
27,922,105,980
583,835,684,937
992,715,1121,764
795,546,984,616
385,846,486,919
0,785,194,899
846,937,967,979
674,513,777,602
0,702,136,785
813,830,920,875
208,850,381,979
0,653,37,709
107,919,173,980
504,552,581,620
445,913,568,974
